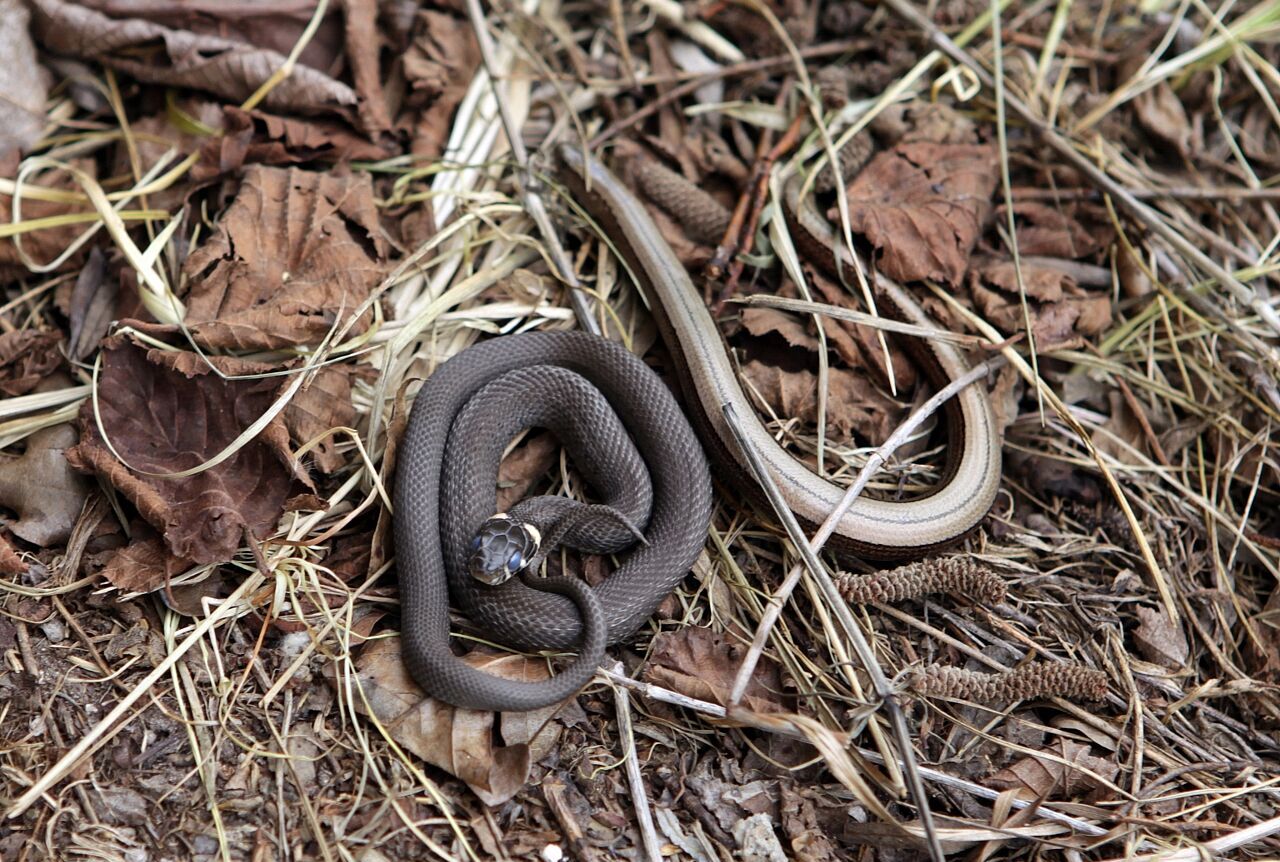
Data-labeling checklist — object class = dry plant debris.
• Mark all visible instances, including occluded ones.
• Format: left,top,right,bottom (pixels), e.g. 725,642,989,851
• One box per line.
1,0,1279,860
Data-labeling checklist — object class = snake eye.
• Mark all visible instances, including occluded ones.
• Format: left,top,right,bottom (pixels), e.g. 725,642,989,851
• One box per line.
469,535,482,551
507,551,523,571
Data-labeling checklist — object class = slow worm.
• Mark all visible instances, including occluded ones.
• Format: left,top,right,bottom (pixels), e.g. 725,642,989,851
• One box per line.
557,146,1001,558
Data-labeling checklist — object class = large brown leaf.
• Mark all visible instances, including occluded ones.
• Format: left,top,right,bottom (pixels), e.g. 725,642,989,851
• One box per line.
404,9,480,158
182,165,388,351
66,336,313,564
29,0,360,124
352,637,566,806
836,142,999,285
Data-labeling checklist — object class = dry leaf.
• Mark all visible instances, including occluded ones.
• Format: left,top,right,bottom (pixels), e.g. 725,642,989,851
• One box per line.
29,0,360,124
742,307,820,352
341,0,391,135
969,258,1113,350
838,142,998,285
101,530,191,594
1133,82,1191,158
990,740,1118,800
0,0,47,158
0,533,26,575
494,432,559,514
0,330,62,396
403,9,480,158
67,248,115,362
353,637,566,806
998,201,1104,259
742,360,904,446
1132,605,1189,669
66,336,313,565
0,421,91,548
182,165,388,351
284,366,356,474
645,627,787,713
194,106,393,181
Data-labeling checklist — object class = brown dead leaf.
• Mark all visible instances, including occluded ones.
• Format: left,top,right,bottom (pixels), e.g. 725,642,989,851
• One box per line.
969,259,1113,350
194,107,393,182
1132,605,1189,669
182,165,387,351
341,0,390,135
66,336,313,565
1133,82,1191,158
742,307,820,352
352,636,566,806
990,740,1118,800
0,0,48,158
998,201,1104,259
403,9,481,158
742,360,904,446
29,0,360,125
1093,390,1145,462
645,627,787,713
0,329,62,396
284,366,356,474
838,142,998,285
779,785,839,862
0,420,91,548
495,432,559,514
67,248,115,362
100,529,191,594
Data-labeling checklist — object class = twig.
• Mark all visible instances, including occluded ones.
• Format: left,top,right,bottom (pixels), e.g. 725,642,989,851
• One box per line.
609,663,662,862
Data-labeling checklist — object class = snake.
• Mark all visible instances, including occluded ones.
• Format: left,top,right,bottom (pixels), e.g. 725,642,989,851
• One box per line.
393,146,1001,712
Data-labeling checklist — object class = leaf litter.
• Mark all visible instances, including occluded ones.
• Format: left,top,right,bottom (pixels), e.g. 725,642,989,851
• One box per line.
1,1,1279,861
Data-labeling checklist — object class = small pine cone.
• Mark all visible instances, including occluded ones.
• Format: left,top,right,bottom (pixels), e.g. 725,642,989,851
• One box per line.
632,157,732,246
911,663,1108,703
836,557,1007,605
813,134,875,194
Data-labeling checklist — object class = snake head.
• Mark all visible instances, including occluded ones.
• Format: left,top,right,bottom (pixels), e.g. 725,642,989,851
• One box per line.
466,514,542,586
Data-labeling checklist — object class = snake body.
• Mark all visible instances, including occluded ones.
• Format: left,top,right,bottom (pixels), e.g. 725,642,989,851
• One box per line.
394,333,712,711
394,149,1001,711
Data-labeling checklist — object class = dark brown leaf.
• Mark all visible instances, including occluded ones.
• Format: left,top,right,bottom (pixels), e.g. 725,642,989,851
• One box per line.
990,740,1118,800
999,201,1104,259
67,248,115,362
644,627,787,713
100,530,190,593
0,330,62,396
1133,82,1191,158
29,0,360,124
742,360,904,446
0,154,96,275
182,165,388,351
342,0,390,135
404,9,480,158
742,307,820,352
66,336,313,564
194,107,393,181
837,142,998,285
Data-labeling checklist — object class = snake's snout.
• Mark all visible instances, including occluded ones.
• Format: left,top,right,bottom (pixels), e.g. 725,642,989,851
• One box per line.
466,514,542,586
